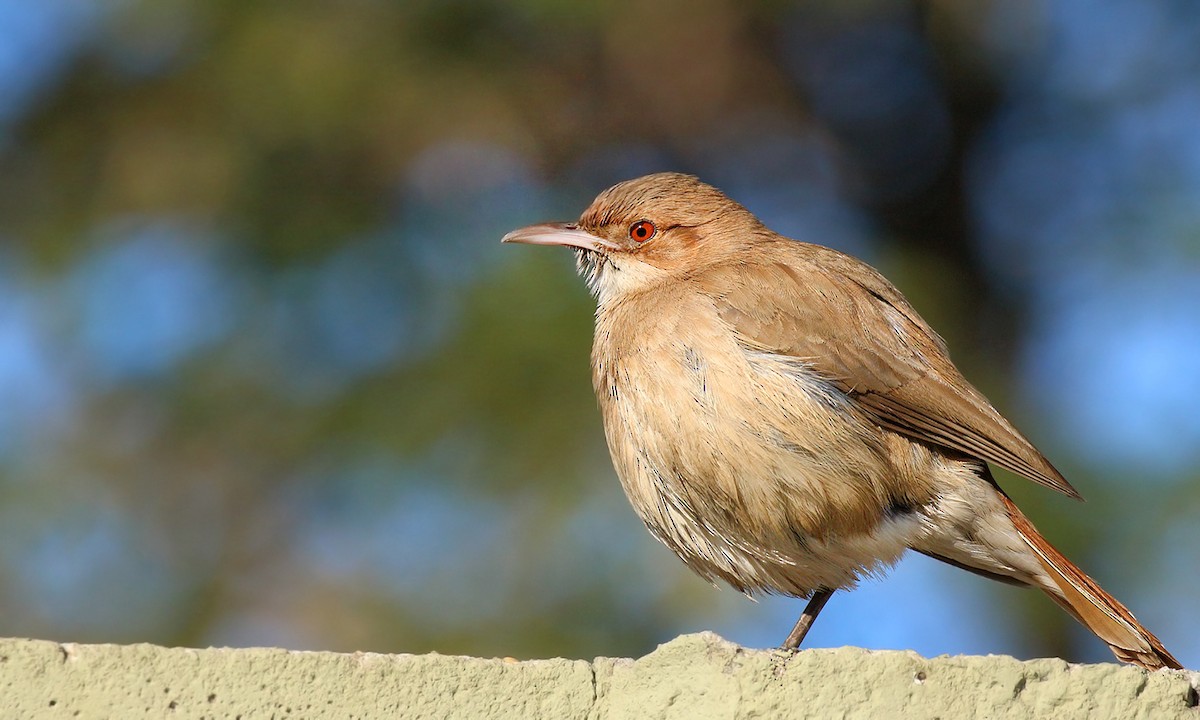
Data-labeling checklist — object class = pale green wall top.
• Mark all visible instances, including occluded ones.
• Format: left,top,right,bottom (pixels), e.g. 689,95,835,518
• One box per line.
1,632,1196,719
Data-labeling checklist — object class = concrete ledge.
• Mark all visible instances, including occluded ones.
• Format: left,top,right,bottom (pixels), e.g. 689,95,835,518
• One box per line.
1,632,1196,719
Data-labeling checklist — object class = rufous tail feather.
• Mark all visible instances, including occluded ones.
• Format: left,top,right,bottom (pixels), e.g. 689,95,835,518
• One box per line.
1001,495,1181,670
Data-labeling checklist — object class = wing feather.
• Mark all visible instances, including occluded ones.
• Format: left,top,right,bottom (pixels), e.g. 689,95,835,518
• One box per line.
695,241,1081,499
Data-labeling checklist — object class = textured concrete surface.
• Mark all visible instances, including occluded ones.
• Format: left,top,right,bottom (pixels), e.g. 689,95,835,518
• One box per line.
1,632,1196,719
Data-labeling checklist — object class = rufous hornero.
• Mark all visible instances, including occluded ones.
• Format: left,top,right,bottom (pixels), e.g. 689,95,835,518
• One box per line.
502,172,1180,670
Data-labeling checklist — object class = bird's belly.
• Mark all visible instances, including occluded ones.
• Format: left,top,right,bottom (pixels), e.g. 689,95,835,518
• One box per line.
595,336,927,596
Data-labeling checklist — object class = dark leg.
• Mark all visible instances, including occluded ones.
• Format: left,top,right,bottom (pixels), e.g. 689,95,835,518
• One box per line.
782,588,834,650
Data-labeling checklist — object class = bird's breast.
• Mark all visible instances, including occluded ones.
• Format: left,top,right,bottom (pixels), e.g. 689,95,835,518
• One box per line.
591,291,922,595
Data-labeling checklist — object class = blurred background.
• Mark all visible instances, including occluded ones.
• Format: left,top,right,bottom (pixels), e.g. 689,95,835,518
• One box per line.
0,0,1197,668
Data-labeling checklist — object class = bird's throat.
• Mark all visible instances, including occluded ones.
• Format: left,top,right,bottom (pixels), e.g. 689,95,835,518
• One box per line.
572,248,606,298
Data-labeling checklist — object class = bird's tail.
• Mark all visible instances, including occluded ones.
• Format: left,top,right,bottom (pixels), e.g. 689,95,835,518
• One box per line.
1001,495,1181,670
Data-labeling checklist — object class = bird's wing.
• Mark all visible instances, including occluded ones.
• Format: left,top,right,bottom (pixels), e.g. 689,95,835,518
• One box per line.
696,241,1080,499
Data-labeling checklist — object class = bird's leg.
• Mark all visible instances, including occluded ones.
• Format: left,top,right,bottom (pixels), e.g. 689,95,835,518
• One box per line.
782,588,834,650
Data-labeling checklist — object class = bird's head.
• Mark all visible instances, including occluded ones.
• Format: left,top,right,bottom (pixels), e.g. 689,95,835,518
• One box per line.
502,173,762,302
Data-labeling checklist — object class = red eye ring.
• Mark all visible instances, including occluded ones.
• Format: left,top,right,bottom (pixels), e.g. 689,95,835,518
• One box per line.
629,220,656,242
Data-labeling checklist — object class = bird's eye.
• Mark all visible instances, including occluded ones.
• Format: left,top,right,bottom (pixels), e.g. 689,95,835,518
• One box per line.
629,220,656,243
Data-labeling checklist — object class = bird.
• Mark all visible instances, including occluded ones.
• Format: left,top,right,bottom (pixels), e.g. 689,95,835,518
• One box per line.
501,172,1180,670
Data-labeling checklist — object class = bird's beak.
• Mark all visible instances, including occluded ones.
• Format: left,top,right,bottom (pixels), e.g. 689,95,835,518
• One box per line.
501,222,620,253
